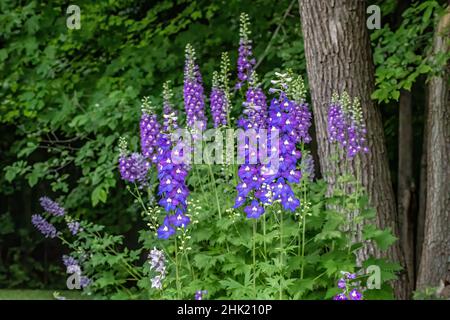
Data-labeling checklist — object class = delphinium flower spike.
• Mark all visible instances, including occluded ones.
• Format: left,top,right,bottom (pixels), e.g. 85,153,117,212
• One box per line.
184,43,206,131
155,100,190,239
140,97,161,163
235,71,269,219
261,71,309,212
236,13,256,89
327,92,369,159
210,71,227,128
162,81,179,133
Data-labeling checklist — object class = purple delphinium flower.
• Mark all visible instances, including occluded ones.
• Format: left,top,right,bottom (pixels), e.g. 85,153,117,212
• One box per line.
244,200,264,219
39,196,65,217
349,289,363,300
31,214,58,238
118,152,150,184
67,221,82,235
346,273,356,280
156,216,176,240
333,293,348,300
184,43,206,130
140,101,161,163
236,13,255,89
210,71,227,128
195,290,208,300
337,278,346,289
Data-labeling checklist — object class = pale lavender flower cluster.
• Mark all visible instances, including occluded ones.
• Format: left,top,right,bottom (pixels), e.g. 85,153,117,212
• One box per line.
63,255,90,288
148,248,166,290
40,196,65,217
333,272,363,300
184,43,206,130
31,214,59,238
67,221,82,235
327,93,368,159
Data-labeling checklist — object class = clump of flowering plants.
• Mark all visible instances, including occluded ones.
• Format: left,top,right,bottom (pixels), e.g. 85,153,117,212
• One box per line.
31,13,400,300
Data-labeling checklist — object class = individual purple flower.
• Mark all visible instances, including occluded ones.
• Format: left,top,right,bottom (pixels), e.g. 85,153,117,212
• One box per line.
244,200,264,219
31,214,58,238
169,213,191,228
184,43,206,130
195,290,208,300
39,196,65,217
80,276,91,288
140,98,161,163
236,13,255,89
333,293,348,300
349,289,363,300
337,278,346,289
346,273,356,280
118,152,150,184
157,217,176,239
67,221,81,235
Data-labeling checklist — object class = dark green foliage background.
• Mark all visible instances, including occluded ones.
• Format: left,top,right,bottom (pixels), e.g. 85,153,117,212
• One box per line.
0,0,305,288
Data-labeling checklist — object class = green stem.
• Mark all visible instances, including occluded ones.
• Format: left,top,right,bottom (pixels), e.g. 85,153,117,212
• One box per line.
252,220,257,299
279,209,283,300
175,236,181,299
207,164,222,219
262,211,267,261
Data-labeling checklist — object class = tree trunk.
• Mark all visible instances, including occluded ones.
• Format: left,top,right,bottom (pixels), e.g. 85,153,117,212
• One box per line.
417,8,450,289
416,87,428,276
298,0,410,298
398,90,415,289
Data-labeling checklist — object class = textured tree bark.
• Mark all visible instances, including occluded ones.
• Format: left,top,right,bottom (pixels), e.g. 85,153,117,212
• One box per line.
416,88,428,275
398,90,415,288
417,9,450,289
298,0,410,298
